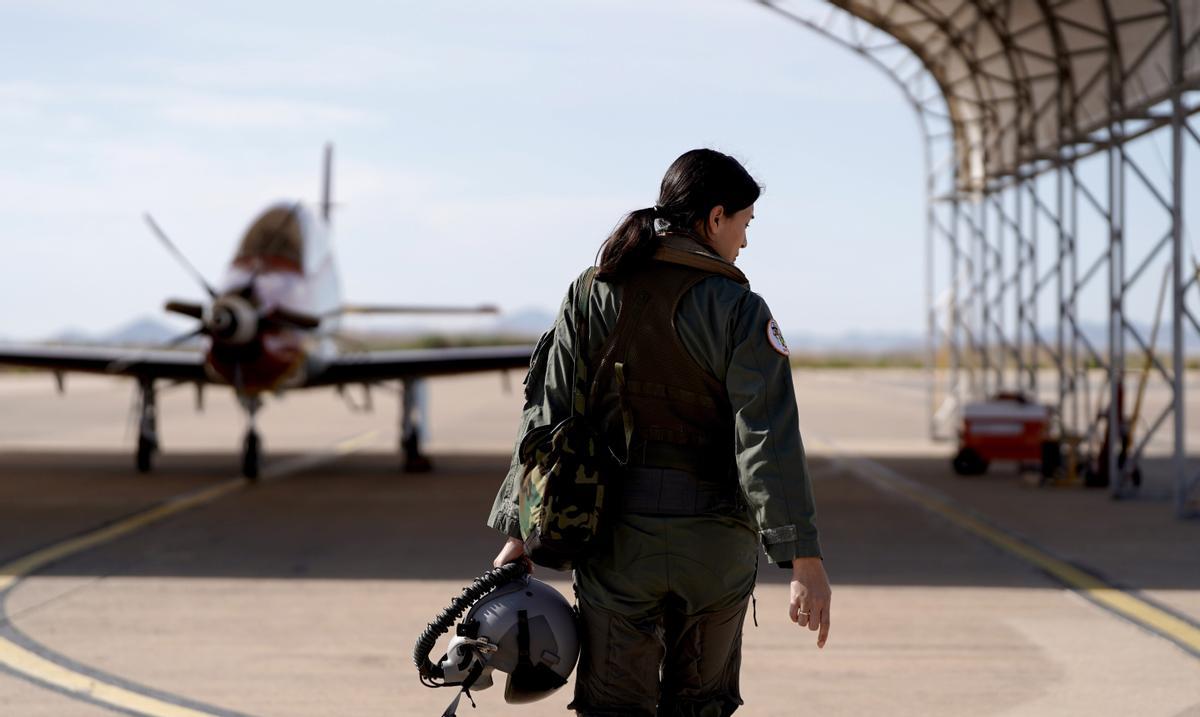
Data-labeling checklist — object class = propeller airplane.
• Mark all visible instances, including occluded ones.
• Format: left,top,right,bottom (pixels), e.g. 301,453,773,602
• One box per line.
0,145,534,478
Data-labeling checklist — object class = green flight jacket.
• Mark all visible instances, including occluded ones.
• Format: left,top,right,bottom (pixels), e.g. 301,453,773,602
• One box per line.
487,234,821,565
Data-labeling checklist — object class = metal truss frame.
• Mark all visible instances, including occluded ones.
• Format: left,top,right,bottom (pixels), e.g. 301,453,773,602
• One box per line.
755,0,1200,517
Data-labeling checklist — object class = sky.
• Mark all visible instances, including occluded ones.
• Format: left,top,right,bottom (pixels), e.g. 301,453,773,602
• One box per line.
0,0,930,342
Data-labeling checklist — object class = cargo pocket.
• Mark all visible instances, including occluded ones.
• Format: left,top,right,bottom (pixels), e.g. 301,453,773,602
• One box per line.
570,598,663,717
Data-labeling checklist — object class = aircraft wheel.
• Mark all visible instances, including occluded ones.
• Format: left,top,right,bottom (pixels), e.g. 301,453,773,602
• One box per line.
401,432,433,473
952,447,988,476
1083,465,1108,488
242,430,260,481
136,436,154,473
1040,440,1062,479
403,454,433,473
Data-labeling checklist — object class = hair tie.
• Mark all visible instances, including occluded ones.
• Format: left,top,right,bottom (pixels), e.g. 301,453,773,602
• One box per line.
651,206,670,233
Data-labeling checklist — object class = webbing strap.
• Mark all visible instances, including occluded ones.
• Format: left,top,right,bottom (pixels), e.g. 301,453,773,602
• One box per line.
620,466,737,516
588,288,650,464
569,267,597,417
614,362,634,460
439,663,482,717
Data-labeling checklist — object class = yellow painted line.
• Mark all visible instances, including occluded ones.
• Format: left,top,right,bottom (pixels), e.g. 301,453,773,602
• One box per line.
0,430,378,716
0,480,243,595
811,437,1200,657
0,644,220,717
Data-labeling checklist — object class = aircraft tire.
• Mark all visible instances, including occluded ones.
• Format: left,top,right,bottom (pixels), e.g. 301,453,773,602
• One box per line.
952,447,988,476
243,430,260,481
136,436,154,473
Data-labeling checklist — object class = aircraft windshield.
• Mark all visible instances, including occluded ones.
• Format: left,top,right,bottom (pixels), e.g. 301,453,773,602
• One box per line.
236,207,303,270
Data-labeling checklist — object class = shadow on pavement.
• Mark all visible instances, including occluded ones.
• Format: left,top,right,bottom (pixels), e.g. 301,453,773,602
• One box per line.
0,450,1195,591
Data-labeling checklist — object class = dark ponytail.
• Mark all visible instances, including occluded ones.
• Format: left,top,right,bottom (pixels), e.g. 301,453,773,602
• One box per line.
597,149,761,278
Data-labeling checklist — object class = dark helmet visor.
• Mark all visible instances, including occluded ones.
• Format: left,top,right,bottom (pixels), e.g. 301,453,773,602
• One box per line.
503,663,568,704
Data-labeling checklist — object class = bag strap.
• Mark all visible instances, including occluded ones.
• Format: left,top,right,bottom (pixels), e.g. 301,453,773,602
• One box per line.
568,266,638,466
569,267,597,418
586,285,651,466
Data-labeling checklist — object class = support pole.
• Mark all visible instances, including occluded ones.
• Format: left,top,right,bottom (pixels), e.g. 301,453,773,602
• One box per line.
926,127,938,440
1169,0,1190,516
1107,125,1127,498
980,197,991,397
994,191,1007,391
1028,177,1039,396
950,196,964,412
1056,161,1069,438
1070,162,1082,442
1016,182,1027,392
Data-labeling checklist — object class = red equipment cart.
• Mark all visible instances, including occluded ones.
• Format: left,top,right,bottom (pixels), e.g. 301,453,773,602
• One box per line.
952,392,1059,477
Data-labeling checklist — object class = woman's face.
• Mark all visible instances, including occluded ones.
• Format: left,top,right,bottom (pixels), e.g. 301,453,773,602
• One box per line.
703,204,755,263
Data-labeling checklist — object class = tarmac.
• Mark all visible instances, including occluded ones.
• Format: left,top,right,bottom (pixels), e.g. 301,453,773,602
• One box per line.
0,369,1197,716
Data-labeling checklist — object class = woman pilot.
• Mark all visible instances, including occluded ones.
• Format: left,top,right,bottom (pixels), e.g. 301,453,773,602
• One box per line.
488,148,831,716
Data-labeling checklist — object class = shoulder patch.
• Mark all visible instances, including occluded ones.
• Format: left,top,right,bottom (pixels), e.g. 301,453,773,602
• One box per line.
766,318,790,356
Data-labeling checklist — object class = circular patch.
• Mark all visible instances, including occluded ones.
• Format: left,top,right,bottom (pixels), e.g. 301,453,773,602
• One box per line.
766,318,790,356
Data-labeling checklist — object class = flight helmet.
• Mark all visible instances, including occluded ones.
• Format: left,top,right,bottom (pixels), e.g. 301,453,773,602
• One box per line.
414,563,579,714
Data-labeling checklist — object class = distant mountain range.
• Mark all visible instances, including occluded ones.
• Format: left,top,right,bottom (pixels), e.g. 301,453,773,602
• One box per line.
46,316,194,346
17,313,1200,354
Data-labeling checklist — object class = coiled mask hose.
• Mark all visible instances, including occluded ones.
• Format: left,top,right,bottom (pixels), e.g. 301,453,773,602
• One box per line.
413,561,528,681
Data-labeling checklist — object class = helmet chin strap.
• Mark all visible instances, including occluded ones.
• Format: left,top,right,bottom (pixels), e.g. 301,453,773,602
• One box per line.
440,662,484,717
441,610,543,716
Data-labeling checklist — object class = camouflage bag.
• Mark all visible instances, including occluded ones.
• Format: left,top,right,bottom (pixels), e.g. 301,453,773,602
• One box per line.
517,267,626,571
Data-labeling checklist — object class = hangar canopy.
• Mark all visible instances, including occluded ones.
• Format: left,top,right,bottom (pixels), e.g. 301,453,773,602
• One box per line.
815,0,1200,191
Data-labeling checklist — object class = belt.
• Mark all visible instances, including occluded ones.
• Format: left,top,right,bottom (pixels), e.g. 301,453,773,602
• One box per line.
620,466,737,516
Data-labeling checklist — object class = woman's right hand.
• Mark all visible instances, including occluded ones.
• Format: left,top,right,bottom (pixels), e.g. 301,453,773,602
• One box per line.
790,557,831,648
493,536,534,574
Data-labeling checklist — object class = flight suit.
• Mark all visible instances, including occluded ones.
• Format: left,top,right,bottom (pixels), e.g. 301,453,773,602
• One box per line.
487,233,821,716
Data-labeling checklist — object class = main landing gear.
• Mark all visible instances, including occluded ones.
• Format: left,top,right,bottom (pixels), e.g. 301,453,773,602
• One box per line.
132,380,264,480
135,378,158,473
401,378,432,473
240,394,263,480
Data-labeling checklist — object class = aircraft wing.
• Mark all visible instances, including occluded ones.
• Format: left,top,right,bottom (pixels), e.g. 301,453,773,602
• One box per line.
308,344,534,386
0,343,208,382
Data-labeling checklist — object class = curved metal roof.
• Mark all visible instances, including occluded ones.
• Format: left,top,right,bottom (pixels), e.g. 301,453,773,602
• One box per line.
801,1,1199,191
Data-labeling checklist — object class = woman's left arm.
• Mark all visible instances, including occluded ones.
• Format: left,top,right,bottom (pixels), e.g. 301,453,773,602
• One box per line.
485,271,588,539
725,291,822,565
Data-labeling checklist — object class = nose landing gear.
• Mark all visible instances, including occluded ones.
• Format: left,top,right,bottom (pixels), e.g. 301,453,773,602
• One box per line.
239,394,263,480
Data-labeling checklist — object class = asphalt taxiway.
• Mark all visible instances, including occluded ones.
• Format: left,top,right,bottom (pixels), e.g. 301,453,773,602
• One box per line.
0,370,1197,716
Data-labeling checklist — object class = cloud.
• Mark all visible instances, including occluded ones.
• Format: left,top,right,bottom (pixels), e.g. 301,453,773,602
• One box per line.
155,93,381,130
0,80,381,137
155,47,436,92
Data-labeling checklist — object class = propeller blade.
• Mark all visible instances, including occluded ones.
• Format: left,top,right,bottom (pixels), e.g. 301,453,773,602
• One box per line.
163,326,207,348
165,299,205,320
145,213,217,298
261,307,321,331
276,309,321,330
105,327,206,375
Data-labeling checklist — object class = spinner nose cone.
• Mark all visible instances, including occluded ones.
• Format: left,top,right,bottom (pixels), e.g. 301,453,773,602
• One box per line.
208,294,257,345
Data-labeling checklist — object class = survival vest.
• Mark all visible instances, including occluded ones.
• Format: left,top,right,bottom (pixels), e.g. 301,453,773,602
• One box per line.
588,234,749,485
